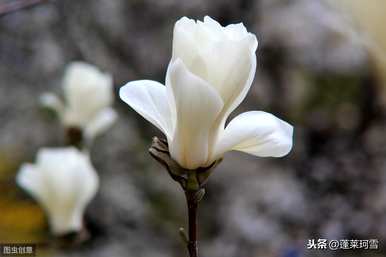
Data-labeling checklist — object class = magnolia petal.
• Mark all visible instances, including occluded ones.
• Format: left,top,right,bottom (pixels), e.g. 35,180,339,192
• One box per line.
63,62,113,108
84,108,118,140
172,17,201,65
46,149,99,235
167,59,224,169
214,111,293,159
204,35,257,119
120,80,173,139
40,93,64,117
16,164,47,202
225,23,249,40
203,16,222,30
63,62,113,126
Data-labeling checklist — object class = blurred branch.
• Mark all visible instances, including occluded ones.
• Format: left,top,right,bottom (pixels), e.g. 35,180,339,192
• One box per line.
0,0,50,17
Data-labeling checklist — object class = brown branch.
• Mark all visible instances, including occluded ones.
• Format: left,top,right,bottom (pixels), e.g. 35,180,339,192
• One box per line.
0,0,50,17
185,190,199,257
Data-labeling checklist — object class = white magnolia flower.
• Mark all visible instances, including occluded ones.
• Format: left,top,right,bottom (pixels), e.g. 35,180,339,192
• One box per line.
16,147,99,235
120,16,293,169
41,62,117,140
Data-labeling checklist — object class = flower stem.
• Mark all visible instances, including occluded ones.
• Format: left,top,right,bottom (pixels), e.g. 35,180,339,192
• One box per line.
66,127,83,148
185,190,199,257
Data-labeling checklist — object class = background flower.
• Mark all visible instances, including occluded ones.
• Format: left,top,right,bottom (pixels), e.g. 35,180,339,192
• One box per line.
16,147,99,235
41,62,117,141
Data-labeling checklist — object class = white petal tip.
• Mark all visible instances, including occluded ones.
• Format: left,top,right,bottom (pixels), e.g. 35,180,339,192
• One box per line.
84,108,118,140
272,129,294,157
119,80,173,137
216,111,294,159
39,93,63,113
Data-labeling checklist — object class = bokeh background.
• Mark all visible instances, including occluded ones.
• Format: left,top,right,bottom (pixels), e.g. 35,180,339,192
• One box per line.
1,0,386,256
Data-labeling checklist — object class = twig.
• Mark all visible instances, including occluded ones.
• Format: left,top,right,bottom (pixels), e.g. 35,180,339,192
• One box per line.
0,0,50,17
185,190,199,257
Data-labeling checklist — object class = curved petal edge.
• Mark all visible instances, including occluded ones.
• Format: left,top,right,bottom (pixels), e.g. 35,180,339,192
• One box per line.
214,111,293,159
119,80,173,139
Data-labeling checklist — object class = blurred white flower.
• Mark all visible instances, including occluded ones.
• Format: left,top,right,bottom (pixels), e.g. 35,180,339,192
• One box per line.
16,147,99,235
41,62,117,141
120,16,293,169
